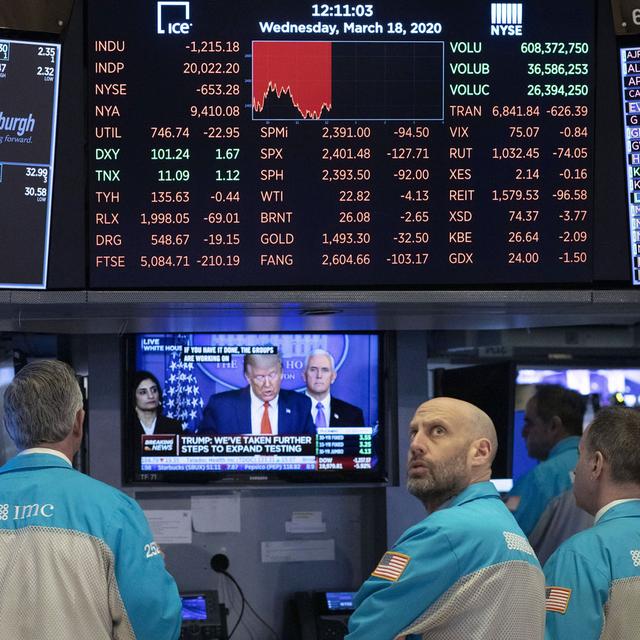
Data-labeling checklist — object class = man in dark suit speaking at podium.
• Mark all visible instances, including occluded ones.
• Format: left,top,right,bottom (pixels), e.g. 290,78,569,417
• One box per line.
303,349,365,428
198,352,314,435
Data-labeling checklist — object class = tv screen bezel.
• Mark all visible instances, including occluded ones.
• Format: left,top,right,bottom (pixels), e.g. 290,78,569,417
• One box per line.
122,330,392,486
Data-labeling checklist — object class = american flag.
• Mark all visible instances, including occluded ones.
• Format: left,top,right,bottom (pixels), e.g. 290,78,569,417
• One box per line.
163,335,204,432
545,586,572,614
371,551,410,582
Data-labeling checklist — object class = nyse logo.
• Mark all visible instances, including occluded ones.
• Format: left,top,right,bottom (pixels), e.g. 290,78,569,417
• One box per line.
157,1,192,35
490,3,523,36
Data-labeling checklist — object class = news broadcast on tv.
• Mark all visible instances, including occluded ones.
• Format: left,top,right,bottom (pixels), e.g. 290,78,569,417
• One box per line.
125,332,383,483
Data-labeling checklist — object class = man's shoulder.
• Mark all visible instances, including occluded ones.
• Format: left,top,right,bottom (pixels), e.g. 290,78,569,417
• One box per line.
442,494,518,529
408,494,520,539
538,445,577,482
544,525,611,578
207,387,247,405
69,470,139,510
331,396,361,412
13,464,143,519
516,453,571,490
280,388,311,406
400,499,538,570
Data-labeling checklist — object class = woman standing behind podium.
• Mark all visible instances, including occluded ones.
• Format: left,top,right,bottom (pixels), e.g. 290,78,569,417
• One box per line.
132,370,183,437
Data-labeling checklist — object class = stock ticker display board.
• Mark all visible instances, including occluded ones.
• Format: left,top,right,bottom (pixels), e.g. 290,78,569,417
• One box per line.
88,1,595,289
0,39,60,288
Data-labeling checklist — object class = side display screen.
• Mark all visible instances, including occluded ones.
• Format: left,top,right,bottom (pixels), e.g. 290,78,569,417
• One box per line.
620,46,640,285
0,39,61,288
88,1,595,289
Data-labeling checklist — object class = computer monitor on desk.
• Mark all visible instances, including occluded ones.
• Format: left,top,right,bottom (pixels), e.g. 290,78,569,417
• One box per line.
179,591,227,640
289,591,356,640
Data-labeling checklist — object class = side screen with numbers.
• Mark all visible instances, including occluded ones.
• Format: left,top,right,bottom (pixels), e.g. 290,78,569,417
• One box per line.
0,39,61,288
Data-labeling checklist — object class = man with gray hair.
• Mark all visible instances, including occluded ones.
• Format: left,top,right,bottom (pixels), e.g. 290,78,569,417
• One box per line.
544,406,640,639
302,348,365,428
506,384,592,562
0,360,182,640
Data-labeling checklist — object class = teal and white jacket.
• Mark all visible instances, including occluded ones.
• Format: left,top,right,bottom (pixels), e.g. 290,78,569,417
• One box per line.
0,451,182,640
346,482,545,640
509,436,581,536
544,499,640,640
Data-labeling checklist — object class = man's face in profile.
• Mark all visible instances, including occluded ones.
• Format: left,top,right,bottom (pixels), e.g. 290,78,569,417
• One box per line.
245,357,282,403
303,354,336,399
522,396,554,460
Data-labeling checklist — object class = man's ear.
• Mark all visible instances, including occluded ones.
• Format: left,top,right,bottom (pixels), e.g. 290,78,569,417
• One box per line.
470,437,492,466
591,450,605,480
549,415,563,434
73,408,85,439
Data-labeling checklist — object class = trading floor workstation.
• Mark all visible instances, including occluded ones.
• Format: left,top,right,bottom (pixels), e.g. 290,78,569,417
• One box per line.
2,0,640,638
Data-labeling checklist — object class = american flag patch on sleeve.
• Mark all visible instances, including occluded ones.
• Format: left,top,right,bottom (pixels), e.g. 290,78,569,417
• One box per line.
371,551,410,582
545,586,572,614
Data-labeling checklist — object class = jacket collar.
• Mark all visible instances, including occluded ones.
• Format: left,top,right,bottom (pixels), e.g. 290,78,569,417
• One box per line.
437,481,500,512
0,452,73,474
597,499,640,525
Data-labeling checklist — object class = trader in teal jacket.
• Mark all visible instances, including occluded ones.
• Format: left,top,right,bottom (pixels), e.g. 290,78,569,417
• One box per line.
346,397,545,640
544,405,640,640
506,384,591,562
0,360,182,640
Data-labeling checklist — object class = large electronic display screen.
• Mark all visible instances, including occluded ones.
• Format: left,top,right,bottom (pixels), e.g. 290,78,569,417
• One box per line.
0,39,61,288
123,332,385,484
88,1,595,289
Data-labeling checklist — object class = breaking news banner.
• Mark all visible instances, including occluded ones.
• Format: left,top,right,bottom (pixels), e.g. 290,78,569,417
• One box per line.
143,434,315,456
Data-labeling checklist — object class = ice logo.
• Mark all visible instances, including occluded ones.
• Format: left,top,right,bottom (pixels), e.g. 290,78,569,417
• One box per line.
156,1,192,35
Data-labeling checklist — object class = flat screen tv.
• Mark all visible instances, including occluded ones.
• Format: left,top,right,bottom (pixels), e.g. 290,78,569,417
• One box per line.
433,362,515,493
123,332,387,484
436,361,640,492
513,365,640,481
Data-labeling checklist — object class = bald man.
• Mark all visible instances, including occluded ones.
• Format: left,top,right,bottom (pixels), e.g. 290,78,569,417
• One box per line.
346,397,545,640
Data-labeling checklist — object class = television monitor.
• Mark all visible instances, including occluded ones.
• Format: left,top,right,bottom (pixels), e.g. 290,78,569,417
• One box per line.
513,365,640,481
123,332,386,484
433,362,514,492
0,37,61,288
435,361,640,491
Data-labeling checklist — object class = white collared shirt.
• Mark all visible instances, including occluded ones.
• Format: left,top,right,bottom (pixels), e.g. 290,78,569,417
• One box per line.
139,416,157,435
594,498,640,523
307,392,331,427
19,447,73,466
249,387,279,434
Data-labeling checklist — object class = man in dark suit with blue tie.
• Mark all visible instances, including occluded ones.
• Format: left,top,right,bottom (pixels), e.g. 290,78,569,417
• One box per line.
303,349,365,429
198,352,314,435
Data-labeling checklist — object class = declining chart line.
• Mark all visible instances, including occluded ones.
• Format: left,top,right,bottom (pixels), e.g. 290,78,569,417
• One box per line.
252,41,332,119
